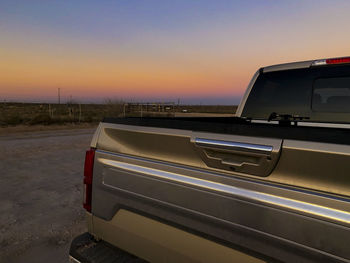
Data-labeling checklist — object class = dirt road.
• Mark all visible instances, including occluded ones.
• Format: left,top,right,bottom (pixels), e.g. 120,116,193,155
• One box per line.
0,128,96,263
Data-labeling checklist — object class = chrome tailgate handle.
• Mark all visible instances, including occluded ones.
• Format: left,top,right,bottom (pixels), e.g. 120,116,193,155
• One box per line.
195,138,273,156
193,137,281,177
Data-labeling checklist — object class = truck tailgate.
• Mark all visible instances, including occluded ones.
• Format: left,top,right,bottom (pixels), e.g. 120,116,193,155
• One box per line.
89,122,350,263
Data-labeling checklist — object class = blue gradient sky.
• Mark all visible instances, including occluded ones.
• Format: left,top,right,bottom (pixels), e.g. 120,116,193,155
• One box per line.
1,0,349,104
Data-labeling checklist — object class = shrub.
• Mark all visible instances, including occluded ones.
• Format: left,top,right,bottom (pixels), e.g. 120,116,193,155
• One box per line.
3,114,24,126
28,114,53,125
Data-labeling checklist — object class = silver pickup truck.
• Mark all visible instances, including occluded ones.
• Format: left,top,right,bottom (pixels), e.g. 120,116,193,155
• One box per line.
70,57,350,263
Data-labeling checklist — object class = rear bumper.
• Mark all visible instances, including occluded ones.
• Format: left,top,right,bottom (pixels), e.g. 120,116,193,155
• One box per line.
69,232,145,263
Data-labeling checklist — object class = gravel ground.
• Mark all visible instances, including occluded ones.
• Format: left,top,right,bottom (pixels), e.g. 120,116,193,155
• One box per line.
0,128,96,263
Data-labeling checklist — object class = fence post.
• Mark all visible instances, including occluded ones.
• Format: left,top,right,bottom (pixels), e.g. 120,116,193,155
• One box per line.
79,104,82,123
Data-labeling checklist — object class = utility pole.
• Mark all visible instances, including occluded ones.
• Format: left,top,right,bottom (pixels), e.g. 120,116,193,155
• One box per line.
58,88,61,104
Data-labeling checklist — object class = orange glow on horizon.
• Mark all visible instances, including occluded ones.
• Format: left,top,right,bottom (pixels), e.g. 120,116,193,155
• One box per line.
1,1,350,103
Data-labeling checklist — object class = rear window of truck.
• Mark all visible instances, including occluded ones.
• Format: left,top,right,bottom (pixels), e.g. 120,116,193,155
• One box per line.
242,65,350,123
313,77,350,113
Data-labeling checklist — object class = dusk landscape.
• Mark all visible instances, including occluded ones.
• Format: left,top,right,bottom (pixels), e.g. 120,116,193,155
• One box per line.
1,0,350,104
1,1,350,263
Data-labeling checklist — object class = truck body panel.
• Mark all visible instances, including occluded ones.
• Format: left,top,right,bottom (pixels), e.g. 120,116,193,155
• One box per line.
86,121,350,262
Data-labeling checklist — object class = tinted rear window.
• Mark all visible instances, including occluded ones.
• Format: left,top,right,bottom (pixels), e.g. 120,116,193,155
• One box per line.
242,68,316,119
313,77,350,113
242,65,350,123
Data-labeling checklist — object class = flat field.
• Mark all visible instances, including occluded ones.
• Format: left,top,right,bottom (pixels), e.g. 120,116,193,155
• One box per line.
0,102,237,126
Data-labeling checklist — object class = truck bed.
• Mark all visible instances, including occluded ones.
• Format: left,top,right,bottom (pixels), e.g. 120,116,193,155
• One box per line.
103,117,350,145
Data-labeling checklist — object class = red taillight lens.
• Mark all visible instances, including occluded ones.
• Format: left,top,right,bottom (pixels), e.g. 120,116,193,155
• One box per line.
312,56,350,66
326,57,350,65
83,148,95,212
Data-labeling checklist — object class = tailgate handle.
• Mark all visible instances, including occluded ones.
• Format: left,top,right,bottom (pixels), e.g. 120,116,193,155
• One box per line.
195,138,273,156
194,138,278,176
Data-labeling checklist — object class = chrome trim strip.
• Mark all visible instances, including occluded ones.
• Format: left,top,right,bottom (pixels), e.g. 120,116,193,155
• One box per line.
69,255,81,263
298,122,350,129
195,138,273,155
251,119,350,129
97,149,350,203
99,158,350,225
251,120,279,124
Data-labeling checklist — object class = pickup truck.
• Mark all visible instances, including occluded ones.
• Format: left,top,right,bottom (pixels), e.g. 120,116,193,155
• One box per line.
69,57,350,263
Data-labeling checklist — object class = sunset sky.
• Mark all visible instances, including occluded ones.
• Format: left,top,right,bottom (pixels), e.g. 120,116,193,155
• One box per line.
1,0,349,104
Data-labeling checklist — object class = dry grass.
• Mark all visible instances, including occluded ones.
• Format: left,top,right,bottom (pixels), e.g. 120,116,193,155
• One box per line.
0,102,124,126
0,123,98,135
0,102,237,127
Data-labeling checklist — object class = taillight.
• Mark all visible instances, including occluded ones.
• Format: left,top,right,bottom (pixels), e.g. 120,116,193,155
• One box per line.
312,56,350,66
83,148,95,212
326,57,350,64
